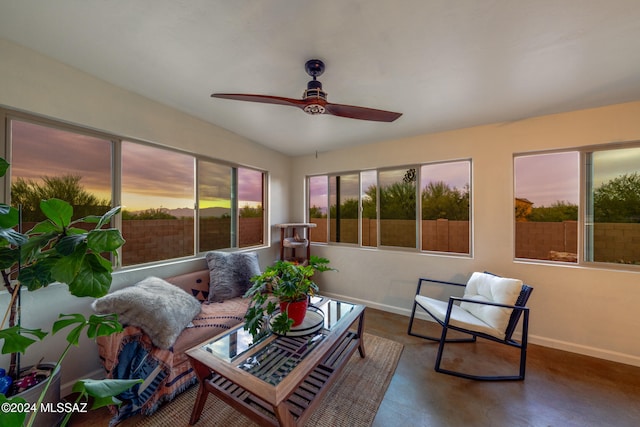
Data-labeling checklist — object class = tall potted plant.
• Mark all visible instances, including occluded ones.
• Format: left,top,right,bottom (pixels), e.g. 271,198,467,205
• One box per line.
0,157,140,427
243,255,335,336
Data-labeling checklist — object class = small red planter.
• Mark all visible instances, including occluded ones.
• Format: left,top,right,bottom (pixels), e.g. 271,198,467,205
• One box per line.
280,298,308,326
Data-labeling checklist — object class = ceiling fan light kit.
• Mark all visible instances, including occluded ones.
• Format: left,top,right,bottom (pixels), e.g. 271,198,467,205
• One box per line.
212,59,402,122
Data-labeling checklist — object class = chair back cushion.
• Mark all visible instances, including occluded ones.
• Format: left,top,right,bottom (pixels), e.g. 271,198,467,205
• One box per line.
460,272,523,333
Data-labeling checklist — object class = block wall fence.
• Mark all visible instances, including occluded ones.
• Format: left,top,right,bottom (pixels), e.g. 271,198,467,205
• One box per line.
120,217,263,265
23,217,636,266
310,219,640,263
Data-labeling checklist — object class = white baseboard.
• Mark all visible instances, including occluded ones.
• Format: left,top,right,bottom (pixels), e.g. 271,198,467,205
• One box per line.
528,335,640,367
322,291,420,318
322,291,640,368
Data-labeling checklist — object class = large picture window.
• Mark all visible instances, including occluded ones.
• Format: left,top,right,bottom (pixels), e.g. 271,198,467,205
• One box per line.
4,111,268,269
308,159,471,255
197,164,265,251
514,152,579,262
515,146,640,268
121,142,195,265
9,120,112,223
420,161,470,254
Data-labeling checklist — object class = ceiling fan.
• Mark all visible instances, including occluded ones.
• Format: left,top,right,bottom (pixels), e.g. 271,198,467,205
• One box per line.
211,59,402,122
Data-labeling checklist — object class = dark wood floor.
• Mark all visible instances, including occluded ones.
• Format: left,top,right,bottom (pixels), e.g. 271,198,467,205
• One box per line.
369,308,640,427
69,308,640,426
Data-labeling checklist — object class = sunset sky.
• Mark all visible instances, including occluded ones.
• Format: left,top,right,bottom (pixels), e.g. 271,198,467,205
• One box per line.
10,120,264,212
10,120,638,213
311,150,640,211
10,120,113,199
516,147,640,207
515,152,579,207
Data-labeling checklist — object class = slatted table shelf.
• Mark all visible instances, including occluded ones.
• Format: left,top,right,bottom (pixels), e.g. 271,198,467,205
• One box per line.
186,298,365,427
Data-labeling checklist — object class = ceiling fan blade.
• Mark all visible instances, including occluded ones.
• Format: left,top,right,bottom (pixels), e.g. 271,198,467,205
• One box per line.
211,93,306,108
323,102,402,122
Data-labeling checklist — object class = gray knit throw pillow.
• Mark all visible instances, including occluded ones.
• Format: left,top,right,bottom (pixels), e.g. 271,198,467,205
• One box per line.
205,251,260,302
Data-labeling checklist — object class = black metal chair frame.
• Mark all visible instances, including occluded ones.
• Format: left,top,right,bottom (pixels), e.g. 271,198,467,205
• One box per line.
407,276,533,381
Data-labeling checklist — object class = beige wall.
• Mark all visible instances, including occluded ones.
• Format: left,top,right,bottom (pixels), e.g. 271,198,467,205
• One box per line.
291,101,640,367
0,39,287,393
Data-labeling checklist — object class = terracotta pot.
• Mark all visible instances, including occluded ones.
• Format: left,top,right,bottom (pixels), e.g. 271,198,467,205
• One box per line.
280,298,308,326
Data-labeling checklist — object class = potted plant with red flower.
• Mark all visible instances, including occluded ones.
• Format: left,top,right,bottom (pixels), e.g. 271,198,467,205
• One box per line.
243,255,334,337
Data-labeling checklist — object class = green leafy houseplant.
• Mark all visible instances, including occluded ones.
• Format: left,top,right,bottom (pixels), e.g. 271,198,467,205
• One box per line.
0,157,141,427
243,255,335,336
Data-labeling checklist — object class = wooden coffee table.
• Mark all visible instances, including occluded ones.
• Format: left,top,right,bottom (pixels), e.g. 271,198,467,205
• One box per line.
186,297,365,426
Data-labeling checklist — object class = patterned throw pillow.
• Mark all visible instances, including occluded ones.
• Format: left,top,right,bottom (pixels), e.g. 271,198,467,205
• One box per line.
205,251,261,302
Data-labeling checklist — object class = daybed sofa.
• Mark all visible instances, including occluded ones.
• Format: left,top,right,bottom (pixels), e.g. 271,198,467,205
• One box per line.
93,251,260,425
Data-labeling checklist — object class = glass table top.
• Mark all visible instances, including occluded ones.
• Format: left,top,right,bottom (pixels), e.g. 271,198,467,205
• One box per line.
198,297,357,385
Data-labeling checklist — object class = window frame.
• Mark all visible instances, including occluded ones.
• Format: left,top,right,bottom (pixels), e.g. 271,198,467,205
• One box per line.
419,159,472,256
584,144,640,268
376,165,419,251
2,107,269,270
513,150,580,264
236,166,267,249
306,158,473,257
514,143,640,271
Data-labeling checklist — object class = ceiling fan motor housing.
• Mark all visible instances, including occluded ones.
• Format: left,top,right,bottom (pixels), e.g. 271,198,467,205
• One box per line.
304,79,327,99
303,78,327,114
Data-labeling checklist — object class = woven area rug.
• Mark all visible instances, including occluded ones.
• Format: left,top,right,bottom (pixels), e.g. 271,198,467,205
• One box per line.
134,333,403,427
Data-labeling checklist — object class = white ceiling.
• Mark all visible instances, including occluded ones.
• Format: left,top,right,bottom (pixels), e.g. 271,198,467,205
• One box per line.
1,1,640,156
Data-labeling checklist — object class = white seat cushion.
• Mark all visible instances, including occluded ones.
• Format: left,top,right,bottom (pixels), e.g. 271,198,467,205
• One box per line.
460,272,522,334
415,294,506,339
